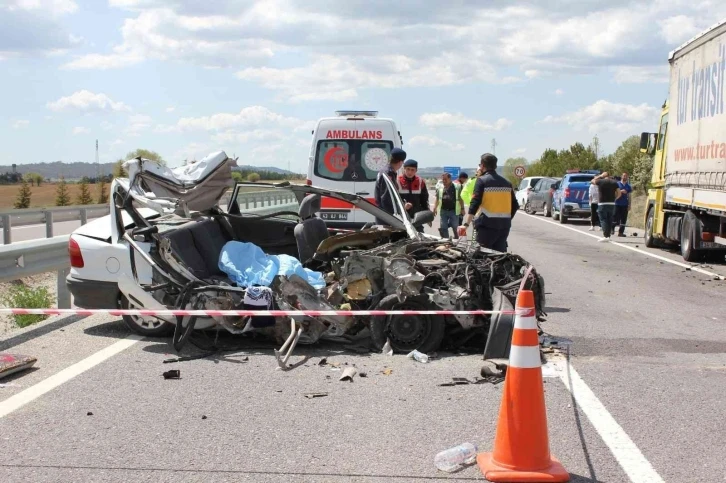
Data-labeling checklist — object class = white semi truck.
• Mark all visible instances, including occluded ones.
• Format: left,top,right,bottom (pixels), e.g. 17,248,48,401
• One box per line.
640,19,726,262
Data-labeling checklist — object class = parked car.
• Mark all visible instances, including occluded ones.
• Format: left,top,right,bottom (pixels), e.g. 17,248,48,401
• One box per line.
552,170,600,223
524,177,561,217
515,176,545,209
66,151,546,362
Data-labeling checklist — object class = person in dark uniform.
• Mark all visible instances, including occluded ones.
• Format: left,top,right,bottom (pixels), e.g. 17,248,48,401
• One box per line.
374,147,406,225
458,153,518,252
397,159,429,232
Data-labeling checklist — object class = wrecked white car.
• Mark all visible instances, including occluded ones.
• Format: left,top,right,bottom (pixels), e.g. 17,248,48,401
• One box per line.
66,151,546,361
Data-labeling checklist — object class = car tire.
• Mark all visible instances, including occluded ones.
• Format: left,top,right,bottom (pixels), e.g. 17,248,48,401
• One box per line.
119,294,174,337
369,294,445,354
524,201,533,214
644,207,657,248
680,211,703,262
559,212,568,224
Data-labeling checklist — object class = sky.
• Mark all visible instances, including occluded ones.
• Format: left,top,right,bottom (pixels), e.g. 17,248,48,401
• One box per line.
2,0,725,172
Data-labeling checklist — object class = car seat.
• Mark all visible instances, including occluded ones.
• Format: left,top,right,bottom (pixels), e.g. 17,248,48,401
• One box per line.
294,194,329,264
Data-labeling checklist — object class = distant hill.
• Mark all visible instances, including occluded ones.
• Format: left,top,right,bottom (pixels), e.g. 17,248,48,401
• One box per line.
0,161,115,181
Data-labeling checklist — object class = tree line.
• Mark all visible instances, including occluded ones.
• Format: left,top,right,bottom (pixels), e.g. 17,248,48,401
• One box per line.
501,135,654,192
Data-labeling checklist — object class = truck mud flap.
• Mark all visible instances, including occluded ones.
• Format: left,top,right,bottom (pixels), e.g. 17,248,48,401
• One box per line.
483,288,515,360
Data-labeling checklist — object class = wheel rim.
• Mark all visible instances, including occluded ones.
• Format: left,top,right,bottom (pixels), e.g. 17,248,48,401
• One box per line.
126,298,164,330
385,302,431,351
646,211,653,242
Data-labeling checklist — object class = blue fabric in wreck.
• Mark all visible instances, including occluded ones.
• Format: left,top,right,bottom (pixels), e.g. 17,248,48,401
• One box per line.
218,241,325,289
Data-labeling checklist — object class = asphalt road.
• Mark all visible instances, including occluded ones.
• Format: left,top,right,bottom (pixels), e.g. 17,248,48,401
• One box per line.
1,208,725,482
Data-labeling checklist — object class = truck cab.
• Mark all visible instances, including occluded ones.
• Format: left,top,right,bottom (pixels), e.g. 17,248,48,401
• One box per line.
552,170,600,224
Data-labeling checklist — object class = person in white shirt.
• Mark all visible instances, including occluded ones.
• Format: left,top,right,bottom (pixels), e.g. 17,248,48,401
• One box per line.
588,182,600,231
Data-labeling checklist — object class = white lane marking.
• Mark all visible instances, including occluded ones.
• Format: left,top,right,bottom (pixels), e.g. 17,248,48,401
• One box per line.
521,212,725,280
0,335,142,419
553,359,665,483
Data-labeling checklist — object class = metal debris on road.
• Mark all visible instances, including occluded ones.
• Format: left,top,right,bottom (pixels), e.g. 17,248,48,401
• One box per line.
304,392,329,399
163,369,181,379
381,339,393,356
0,353,37,380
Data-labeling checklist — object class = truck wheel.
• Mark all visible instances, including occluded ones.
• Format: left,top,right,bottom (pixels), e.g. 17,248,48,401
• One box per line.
369,295,445,354
644,207,657,248
680,211,703,262
119,294,174,337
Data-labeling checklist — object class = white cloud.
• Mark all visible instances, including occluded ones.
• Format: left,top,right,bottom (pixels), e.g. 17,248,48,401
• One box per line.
419,112,513,132
0,0,80,58
158,106,314,137
125,114,152,137
46,90,130,113
658,15,700,45
72,126,90,135
165,106,175,113
554,89,564,96
408,135,465,152
514,148,527,154
611,65,669,84
12,120,30,129
539,100,660,133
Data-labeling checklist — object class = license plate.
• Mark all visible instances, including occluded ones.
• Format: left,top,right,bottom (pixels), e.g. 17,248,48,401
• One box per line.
320,211,349,221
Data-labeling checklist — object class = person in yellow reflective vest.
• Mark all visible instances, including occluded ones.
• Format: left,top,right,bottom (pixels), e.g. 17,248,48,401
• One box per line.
434,172,465,239
460,166,482,206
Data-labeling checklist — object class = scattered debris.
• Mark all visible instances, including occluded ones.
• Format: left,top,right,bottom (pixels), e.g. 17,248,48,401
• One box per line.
87,412,93,416
632,233,638,237
381,339,393,356
339,367,358,382
0,353,37,380
318,357,328,366
382,368,393,376
304,392,329,399
407,349,429,363
359,372,368,378
438,376,503,386
434,442,478,473
481,361,506,378
163,369,181,380
202,415,208,420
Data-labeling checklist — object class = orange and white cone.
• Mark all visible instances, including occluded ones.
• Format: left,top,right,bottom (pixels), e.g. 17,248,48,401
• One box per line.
477,289,569,482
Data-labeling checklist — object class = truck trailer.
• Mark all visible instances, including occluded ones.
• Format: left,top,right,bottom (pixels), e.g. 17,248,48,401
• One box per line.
640,19,726,262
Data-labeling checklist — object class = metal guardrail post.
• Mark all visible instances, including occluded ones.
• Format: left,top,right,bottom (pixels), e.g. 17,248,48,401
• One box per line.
80,208,88,225
57,267,71,309
45,211,54,238
2,214,10,245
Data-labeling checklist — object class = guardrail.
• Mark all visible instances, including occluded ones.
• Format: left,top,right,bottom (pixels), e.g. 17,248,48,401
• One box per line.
0,204,109,245
0,235,72,309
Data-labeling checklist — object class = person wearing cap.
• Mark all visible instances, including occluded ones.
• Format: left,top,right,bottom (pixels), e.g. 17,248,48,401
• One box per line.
374,147,406,225
458,153,518,251
397,158,429,232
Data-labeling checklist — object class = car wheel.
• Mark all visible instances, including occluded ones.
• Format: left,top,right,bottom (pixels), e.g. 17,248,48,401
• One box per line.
524,201,533,214
559,212,568,224
680,211,703,262
543,202,550,217
120,294,174,337
369,295,445,354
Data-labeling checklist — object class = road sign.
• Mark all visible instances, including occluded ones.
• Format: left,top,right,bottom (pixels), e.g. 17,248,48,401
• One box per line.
514,165,526,178
443,166,460,178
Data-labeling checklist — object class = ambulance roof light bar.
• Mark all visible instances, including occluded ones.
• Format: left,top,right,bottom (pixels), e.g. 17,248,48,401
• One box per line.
335,110,378,118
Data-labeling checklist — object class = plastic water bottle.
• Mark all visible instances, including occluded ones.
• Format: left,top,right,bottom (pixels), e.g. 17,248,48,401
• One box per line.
434,443,478,473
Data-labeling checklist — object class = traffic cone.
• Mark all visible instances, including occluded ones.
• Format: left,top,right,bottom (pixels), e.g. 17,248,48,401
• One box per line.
477,289,569,482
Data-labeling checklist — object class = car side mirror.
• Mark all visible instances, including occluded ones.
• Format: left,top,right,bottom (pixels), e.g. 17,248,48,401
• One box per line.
412,209,435,226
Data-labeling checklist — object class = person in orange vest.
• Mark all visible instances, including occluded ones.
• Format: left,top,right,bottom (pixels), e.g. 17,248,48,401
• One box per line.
397,159,429,232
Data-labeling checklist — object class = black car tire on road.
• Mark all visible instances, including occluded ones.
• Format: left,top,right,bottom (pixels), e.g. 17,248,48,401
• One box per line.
543,201,552,217
370,294,445,354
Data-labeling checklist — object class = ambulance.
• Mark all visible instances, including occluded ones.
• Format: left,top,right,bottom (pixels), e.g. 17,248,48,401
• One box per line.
307,110,404,228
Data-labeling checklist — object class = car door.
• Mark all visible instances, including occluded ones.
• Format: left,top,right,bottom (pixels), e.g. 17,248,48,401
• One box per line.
529,179,545,208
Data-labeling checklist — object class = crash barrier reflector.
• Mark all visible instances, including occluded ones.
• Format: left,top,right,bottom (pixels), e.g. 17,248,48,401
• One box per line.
477,289,570,482
0,308,524,318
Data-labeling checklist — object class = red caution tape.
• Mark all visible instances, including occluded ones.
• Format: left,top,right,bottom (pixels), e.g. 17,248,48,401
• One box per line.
0,308,522,318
